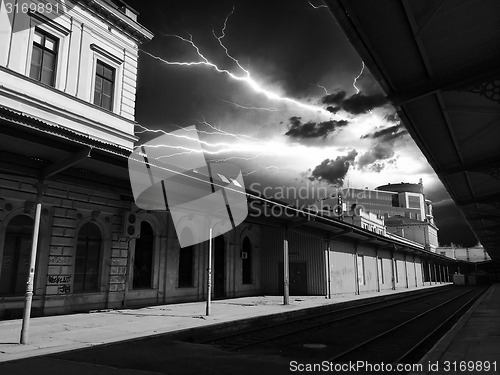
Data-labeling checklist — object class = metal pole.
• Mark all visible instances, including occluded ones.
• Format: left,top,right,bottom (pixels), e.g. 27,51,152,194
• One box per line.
354,246,360,295
326,241,331,299
283,236,289,305
391,254,396,290
206,227,213,316
375,251,380,293
20,201,42,344
413,258,418,287
428,263,433,285
404,255,409,288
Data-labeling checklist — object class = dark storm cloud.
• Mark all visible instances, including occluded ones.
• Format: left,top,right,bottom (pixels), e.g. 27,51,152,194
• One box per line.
358,143,394,169
321,91,388,115
308,150,358,186
326,105,341,114
285,116,348,139
342,93,388,115
361,123,408,142
358,123,408,171
321,91,346,105
384,112,400,123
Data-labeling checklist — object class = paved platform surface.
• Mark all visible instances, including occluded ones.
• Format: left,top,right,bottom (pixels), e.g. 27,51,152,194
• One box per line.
411,283,500,375
0,284,449,362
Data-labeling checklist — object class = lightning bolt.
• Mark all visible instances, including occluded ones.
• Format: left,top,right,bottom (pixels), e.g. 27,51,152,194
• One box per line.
140,7,332,117
308,1,328,9
316,84,329,96
353,61,365,94
222,100,282,112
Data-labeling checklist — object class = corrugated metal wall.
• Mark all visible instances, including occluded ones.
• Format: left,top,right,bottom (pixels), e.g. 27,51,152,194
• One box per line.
378,250,393,291
261,225,442,296
260,226,283,294
260,226,326,295
394,253,407,288
407,259,417,287
358,245,377,293
415,258,424,286
329,241,356,295
288,231,326,295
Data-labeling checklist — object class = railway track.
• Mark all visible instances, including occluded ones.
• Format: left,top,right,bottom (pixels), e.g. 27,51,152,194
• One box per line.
199,286,487,368
328,286,486,364
201,286,456,351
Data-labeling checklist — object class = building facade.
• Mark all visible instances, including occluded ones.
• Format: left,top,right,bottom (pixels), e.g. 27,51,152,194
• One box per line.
0,1,455,319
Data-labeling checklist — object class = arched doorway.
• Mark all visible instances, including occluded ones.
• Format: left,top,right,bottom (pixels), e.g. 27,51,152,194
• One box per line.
242,237,252,284
74,222,102,292
0,216,34,296
214,236,225,298
133,221,154,289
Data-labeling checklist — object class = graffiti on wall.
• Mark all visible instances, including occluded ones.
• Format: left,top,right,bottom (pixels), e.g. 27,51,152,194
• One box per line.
47,275,71,294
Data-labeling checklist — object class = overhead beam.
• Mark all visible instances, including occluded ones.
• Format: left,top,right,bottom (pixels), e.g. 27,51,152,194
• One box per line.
388,64,500,106
439,154,500,176
456,192,500,206
42,149,91,179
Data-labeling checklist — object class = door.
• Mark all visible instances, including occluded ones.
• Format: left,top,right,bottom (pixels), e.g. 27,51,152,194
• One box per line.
214,236,225,298
278,262,308,295
0,216,33,296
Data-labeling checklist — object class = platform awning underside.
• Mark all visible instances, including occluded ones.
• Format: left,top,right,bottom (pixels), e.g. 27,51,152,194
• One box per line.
327,0,500,261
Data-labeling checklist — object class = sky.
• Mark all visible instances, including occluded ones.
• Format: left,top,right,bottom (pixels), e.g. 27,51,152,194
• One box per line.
125,0,477,247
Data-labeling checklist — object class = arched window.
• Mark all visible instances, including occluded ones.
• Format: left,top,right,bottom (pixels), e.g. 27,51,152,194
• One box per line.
74,222,101,292
0,216,34,296
178,229,194,287
133,222,154,289
242,237,252,284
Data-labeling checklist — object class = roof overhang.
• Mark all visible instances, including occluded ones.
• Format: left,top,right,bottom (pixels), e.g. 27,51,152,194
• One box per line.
327,0,500,261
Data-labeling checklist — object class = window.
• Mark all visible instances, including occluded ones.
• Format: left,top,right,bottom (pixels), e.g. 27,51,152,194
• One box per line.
133,222,154,289
30,29,58,86
0,216,34,296
94,60,115,110
242,237,252,284
74,223,101,292
357,255,365,286
178,229,194,287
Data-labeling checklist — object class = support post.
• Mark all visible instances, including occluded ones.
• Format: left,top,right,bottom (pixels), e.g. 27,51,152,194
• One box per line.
433,264,438,285
326,240,331,299
429,263,433,285
404,255,409,288
421,262,425,286
206,227,213,316
283,234,289,305
354,244,360,295
391,253,396,290
20,196,42,344
375,251,380,293
413,257,418,287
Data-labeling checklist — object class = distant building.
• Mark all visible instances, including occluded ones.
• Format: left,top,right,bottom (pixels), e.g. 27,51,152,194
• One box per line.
337,181,438,250
343,208,386,236
385,215,439,252
438,244,491,263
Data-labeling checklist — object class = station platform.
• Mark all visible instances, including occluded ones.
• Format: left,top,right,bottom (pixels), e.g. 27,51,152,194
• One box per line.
0,284,449,362
411,283,500,375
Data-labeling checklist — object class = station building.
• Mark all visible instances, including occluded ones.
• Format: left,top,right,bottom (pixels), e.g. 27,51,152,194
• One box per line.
0,0,455,319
